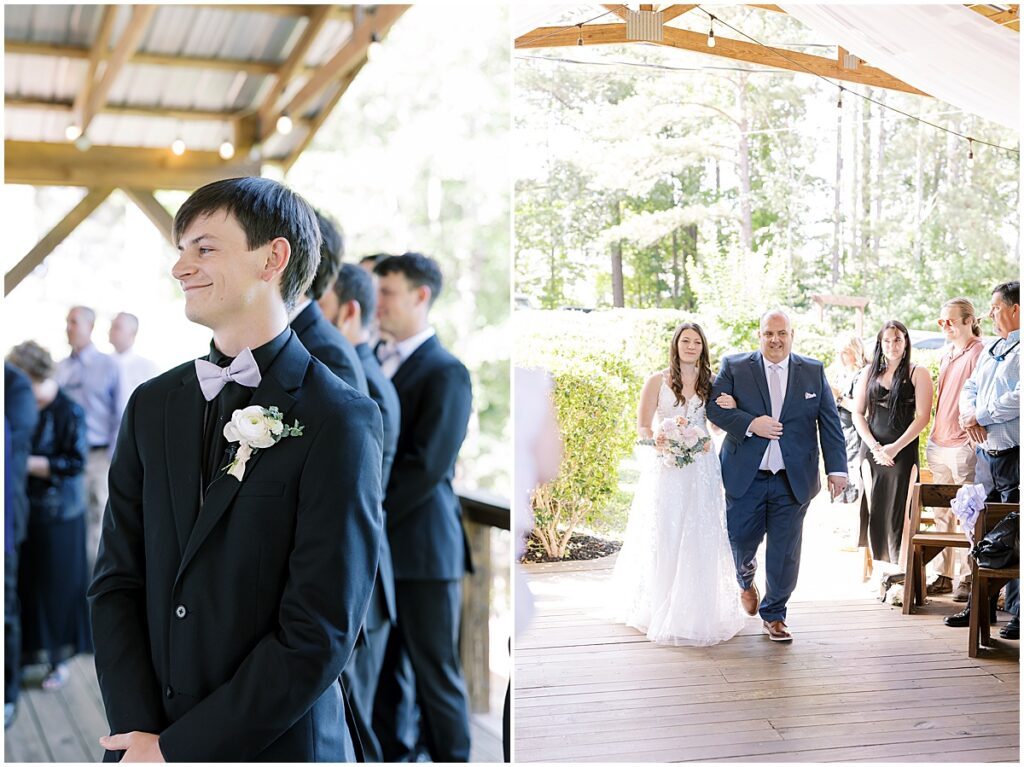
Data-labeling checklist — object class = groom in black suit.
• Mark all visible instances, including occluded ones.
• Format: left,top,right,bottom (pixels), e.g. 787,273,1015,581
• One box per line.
88,177,383,761
372,253,473,762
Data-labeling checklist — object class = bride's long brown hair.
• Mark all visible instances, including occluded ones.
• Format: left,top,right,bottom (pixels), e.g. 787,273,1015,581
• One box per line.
668,322,712,406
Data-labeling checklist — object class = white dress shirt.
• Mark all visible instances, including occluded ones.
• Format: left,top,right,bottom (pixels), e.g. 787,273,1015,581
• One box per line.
379,326,436,379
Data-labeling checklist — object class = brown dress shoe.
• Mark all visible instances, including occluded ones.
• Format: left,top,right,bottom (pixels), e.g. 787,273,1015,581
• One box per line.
740,584,760,616
927,575,953,595
762,619,792,642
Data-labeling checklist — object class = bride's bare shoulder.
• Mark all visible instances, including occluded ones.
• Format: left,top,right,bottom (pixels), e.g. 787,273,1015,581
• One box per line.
643,370,669,391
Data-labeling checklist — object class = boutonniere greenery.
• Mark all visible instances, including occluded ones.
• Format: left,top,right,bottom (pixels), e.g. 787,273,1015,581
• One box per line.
222,405,304,481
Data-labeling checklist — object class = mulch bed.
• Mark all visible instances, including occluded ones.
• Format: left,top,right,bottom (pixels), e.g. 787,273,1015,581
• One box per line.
522,531,622,564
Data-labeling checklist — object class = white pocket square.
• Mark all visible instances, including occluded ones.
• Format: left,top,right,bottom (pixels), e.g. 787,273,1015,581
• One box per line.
804,392,817,399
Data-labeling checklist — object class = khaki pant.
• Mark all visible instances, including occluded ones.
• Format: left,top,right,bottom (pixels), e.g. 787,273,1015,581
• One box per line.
85,448,111,576
925,440,976,583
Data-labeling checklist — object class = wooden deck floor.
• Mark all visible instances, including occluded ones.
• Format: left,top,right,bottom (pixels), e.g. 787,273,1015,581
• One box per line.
5,653,504,762
514,552,1019,763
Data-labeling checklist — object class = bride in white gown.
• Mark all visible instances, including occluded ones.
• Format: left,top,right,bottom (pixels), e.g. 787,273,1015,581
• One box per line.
610,322,747,646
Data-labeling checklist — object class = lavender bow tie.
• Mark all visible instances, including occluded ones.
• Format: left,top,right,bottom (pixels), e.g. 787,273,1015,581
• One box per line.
194,347,262,401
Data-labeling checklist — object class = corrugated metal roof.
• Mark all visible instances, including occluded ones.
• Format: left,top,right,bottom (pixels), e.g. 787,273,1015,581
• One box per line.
5,4,367,161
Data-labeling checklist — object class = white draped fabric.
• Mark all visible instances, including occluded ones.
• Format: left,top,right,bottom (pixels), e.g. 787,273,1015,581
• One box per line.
781,4,1019,130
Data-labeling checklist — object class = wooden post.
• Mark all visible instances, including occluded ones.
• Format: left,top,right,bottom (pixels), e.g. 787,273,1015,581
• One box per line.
460,518,491,713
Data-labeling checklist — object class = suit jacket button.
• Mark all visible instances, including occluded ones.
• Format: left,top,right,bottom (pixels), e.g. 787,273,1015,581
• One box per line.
165,685,174,699
175,604,187,619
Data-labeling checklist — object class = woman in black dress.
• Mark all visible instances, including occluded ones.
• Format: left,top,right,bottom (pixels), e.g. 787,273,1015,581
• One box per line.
851,321,933,579
6,341,92,690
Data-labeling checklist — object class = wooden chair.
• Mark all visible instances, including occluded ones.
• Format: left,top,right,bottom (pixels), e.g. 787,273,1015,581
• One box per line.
902,483,967,615
968,502,1020,657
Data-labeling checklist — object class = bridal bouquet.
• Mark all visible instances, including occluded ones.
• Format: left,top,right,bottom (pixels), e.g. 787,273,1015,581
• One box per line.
637,415,712,468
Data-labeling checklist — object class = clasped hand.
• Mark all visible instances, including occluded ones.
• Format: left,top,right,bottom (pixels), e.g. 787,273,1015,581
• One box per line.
99,732,164,762
716,392,782,439
870,443,897,467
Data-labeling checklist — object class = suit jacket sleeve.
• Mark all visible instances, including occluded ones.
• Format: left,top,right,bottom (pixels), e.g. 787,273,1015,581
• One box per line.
816,364,848,475
157,397,383,762
385,363,472,527
88,389,169,739
706,357,757,439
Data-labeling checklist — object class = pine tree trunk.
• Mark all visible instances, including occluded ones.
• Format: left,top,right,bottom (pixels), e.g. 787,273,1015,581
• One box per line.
671,230,680,305
831,98,843,286
610,198,625,307
913,121,924,267
860,93,872,279
872,90,886,258
737,73,753,253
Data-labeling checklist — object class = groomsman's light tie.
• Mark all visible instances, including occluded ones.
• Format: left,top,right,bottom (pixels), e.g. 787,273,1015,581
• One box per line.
195,347,262,400
767,363,785,473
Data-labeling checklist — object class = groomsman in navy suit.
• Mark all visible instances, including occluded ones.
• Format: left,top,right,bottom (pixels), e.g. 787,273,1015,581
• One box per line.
372,253,473,762
707,310,847,643
320,262,401,762
289,210,367,395
89,177,382,761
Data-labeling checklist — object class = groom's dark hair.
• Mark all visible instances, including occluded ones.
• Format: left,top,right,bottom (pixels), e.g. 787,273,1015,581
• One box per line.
374,253,443,306
172,177,322,309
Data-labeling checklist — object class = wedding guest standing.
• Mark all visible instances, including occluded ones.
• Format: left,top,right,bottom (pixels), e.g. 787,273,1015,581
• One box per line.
290,211,367,394
945,281,1019,640
829,333,869,504
925,298,984,600
7,341,92,692
322,263,401,762
373,253,473,762
55,305,120,569
851,320,934,584
109,312,160,416
4,362,38,728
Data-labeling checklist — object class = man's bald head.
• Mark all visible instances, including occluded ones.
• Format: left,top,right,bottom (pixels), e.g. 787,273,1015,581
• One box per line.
759,309,794,363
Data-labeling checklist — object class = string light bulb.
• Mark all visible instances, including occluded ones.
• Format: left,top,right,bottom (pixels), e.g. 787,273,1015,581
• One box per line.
367,31,381,61
577,24,584,46
171,137,186,156
276,112,293,136
219,139,235,160
967,138,974,164
65,123,82,141
837,86,844,109
707,15,716,48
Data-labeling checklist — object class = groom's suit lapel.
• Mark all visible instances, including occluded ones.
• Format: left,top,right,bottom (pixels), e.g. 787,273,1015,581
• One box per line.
174,331,310,583
748,353,771,414
166,370,206,559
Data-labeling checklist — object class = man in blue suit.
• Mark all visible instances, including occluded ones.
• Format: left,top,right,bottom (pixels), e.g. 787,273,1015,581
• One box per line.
373,253,473,762
706,310,847,642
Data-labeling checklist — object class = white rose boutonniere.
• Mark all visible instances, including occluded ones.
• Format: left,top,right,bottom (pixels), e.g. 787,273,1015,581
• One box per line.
222,405,304,481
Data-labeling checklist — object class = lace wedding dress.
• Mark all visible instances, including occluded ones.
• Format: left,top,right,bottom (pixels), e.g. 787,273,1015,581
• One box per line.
609,378,747,646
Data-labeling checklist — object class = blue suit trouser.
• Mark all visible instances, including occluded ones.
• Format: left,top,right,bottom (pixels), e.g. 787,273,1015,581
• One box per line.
726,470,810,623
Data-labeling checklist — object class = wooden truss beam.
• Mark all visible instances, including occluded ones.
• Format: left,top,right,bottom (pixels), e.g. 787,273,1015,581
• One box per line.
4,40,282,76
4,96,247,123
969,4,1020,32
5,140,260,191
80,5,157,135
70,5,117,130
257,4,333,135
123,188,176,247
515,23,928,95
5,187,113,296
602,5,631,21
185,4,351,20
279,58,366,173
268,4,409,141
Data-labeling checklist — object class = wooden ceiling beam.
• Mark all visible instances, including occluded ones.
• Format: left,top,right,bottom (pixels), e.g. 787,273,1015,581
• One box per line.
970,4,1020,31
4,96,250,123
4,40,282,76
185,4,351,20
269,4,408,141
5,187,113,296
280,58,365,173
515,22,928,95
660,5,698,23
80,5,157,135
5,140,261,190
123,188,176,246
257,4,333,133
70,5,117,130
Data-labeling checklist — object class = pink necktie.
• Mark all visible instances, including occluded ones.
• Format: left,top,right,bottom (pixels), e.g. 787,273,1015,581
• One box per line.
767,363,785,473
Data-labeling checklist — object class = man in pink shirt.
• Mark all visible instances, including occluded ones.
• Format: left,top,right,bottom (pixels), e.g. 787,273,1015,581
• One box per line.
925,297,984,601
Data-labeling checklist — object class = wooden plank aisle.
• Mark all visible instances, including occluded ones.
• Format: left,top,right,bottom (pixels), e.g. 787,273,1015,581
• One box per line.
514,557,1019,763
